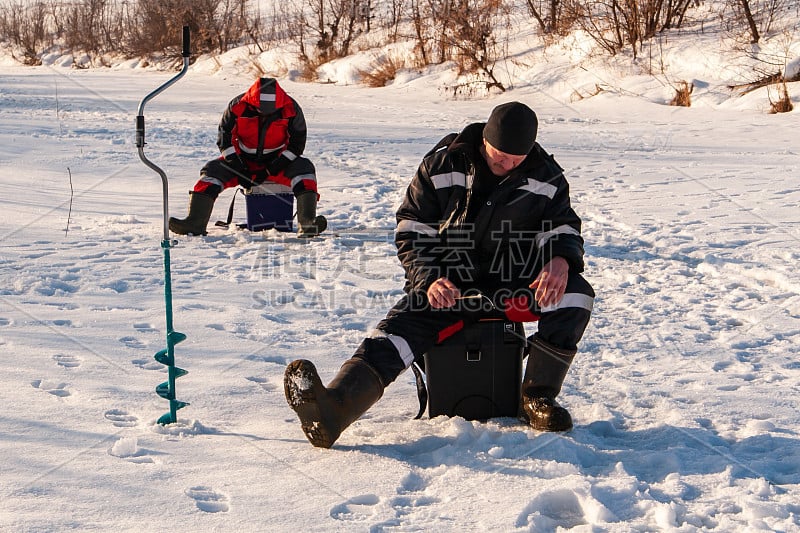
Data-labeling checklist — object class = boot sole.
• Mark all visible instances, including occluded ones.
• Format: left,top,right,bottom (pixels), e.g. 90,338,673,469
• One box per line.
283,360,338,448
297,216,327,238
168,218,207,236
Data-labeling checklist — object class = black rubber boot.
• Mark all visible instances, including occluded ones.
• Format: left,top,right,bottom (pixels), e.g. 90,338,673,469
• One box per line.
295,191,327,238
284,358,384,448
519,335,576,432
168,192,215,235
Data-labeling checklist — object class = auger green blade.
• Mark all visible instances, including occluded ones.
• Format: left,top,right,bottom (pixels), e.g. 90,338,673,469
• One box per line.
168,331,187,345
157,412,175,425
154,349,171,365
155,381,173,399
156,401,190,425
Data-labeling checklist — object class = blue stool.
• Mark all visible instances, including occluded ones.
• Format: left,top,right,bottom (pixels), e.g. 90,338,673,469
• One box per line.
244,183,294,232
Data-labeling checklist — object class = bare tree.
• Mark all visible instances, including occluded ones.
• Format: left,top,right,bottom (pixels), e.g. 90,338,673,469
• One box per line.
568,0,699,58
738,0,760,42
527,0,571,34
443,0,508,93
302,0,364,62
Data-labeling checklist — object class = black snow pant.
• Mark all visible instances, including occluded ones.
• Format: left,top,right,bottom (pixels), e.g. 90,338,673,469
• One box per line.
353,273,594,386
193,156,318,198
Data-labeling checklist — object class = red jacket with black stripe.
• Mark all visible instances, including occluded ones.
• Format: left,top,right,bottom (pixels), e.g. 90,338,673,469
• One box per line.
217,78,307,176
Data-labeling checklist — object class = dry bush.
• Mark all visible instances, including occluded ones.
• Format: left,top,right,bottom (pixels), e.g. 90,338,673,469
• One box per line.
0,0,260,65
769,80,793,113
445,77,507,99
61,0,121,55
569,83,605,102
358,54,406,87
249,57,267,77
670,80,693,107
0,1,52,65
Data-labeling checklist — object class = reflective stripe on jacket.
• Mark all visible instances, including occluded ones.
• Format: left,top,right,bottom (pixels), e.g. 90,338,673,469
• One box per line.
395,123,585,295
217,78,307,164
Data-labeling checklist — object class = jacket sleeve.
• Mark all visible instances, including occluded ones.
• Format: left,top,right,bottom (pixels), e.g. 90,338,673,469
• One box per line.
394,156,452,293
268,98,308,175
537,176,585,274
216,94,243,158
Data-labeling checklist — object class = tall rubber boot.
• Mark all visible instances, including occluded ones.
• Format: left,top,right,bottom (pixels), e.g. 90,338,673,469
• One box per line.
168,192,215,235
296,191,327,238
519,335,576,432
284,358,384,448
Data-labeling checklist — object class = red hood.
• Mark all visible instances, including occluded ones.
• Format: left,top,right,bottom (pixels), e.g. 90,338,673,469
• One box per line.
240,78,295,117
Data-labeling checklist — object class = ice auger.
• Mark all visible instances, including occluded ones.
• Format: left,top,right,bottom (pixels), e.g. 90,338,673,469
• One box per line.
135,26,191,425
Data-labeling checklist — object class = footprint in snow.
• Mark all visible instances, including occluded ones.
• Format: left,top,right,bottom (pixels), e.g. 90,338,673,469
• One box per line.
133,322,157,333
262,313,291,324
186,486,230,513
53,353,81,369
245,376,277,392
131,357,163,371
31,379,70,397
104,408,139,428
119,336,146,349
0,317,11,326
516,489,588,530
330,494,380,521
245,354,287,365
388,471,438,512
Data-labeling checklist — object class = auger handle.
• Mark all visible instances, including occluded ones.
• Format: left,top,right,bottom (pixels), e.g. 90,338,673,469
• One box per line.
183,25,190,58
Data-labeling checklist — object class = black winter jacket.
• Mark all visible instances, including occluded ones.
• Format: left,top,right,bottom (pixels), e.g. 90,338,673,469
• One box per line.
395,123,585,296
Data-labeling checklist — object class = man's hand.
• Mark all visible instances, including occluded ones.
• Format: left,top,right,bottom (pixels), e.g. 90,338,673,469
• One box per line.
427,277,461,309
253,169,269,184
222,149,241,164
529,257,569,308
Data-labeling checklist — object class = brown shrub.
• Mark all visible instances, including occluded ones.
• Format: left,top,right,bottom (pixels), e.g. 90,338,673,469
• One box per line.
670,81,693,107
769,80,793,114
359,55,406,87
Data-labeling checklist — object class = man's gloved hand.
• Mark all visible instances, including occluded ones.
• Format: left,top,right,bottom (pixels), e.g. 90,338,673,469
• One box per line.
222,152,245,170
253,169,269,185
267,153,291,177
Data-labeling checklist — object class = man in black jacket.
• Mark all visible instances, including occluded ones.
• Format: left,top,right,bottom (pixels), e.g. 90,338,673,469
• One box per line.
284,102,594,448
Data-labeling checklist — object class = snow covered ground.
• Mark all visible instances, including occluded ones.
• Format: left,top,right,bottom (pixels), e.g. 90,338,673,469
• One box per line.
1,29,800,531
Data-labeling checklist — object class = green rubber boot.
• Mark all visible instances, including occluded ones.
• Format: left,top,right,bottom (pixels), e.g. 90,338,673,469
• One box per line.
296,191,327,238
168,192,215,236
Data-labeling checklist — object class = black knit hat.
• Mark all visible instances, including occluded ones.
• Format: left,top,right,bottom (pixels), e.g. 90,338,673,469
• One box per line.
483,102,538,156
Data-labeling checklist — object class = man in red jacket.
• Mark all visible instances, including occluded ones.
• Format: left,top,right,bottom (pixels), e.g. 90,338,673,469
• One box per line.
169,78,326,237
285,102,594,448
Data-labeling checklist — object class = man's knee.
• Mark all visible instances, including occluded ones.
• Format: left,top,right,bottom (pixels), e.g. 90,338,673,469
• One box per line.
566,273,594,300
353,335,408,386
285,157,315,177
536,274,594,351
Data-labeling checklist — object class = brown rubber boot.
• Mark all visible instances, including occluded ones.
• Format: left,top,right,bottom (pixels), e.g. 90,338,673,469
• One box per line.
168,192,215,235
284,358,384,448
519,335,576,432
295,191,327,238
